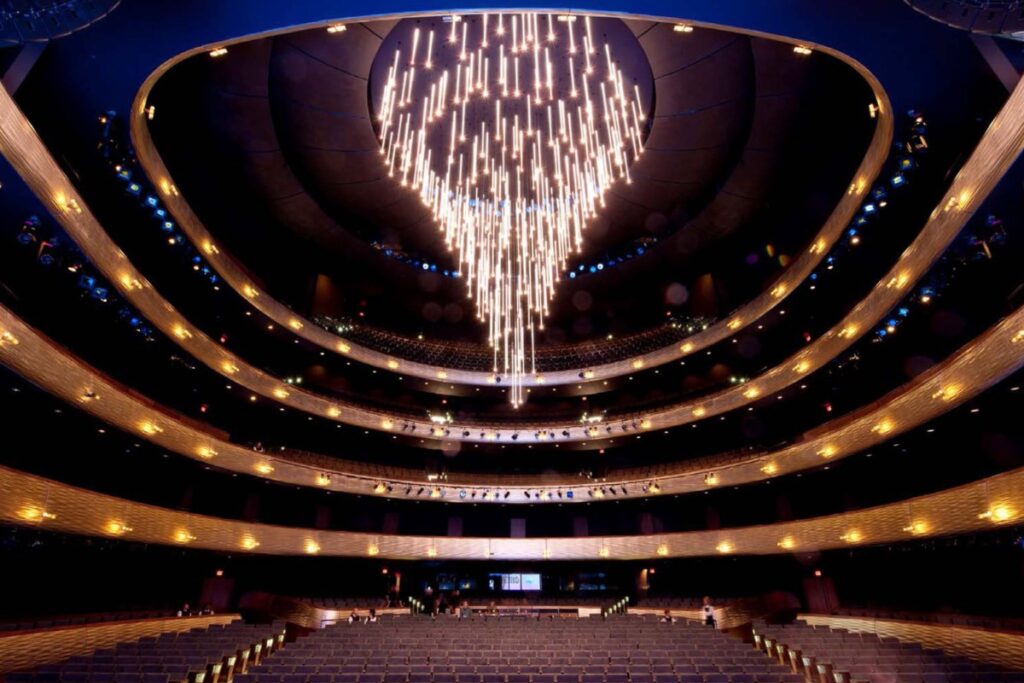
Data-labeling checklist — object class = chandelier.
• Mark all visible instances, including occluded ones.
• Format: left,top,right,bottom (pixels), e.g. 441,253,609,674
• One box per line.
376,13,648,406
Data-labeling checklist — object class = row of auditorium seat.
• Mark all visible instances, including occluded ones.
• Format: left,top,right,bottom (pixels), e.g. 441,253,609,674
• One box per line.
232,616,801,683
298,597,719,610
752,619,1024,683
6,620,287,683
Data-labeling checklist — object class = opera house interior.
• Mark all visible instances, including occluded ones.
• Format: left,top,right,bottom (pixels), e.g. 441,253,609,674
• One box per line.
2,0,1024,680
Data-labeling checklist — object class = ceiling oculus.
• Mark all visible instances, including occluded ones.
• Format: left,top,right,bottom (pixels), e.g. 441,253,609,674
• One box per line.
373,13,652,405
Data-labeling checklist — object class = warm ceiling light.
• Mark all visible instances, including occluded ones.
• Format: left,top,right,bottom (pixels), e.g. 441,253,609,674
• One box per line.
1012,330,1024,345
386,359,399,370
979,505,1014,523
792,45,813,55
632,359,645,370
727,318,742,330
288,319,303,331
304,539,321,554
742,386,760,399
172,324,193,340
380,418,394,430
656,544,669,556
201,240,219,256
241,535,260,550
817,444,837,459
18,506,56,522
673,23,694,33
647,483,661,494
196,446,217,459
174,528,196,544
932,384,962,402
599,547,610,558
209,47,228,58
138,421,163,436
903,521,929,535
761,462,778,475
704,473,719,487
0,329,19,348
106,520,131,535
871,419,895,435
837,324,858,339
436,370,448,379
792,360,810,374
430,487,442,498
639,419,652,429
777,536,796,550
368,544,380,556
242,284,259,298
378,13,647,406
337,341,351,353
54,192,83,214
316,473,331,486
887,271,910,290
326,406,341,418
809,237,826,254
680,342,694,354
534,374,546,383
715,541,733,554
427,547,438,557
582,370,596,380
374,482,388,494
692,406,706,418
770,283,787,298
593,488,605,498
221,360,239,375
327,23,347,33
840,530,863,544
272,387,290,399
118,273,144,290
255,462,274,475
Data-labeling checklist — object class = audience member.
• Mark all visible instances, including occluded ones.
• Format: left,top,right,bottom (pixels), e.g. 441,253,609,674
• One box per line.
348,609,361,624
660,609,675,623
702,596,716,627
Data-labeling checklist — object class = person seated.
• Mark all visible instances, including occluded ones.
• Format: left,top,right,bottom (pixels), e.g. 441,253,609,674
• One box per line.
367,608,378,623
660,609,675,623
702,596,716,627
200,604,215,616
176,602,192,617
347,609,361,624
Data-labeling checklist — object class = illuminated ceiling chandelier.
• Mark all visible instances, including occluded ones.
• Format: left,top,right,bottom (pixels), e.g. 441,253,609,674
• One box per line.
376,13,648,406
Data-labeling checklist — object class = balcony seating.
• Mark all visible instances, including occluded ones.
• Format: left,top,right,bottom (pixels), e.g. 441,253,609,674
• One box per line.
752,619,1024,683
5,620,286,683
0,611,177,634
830,609,1024,635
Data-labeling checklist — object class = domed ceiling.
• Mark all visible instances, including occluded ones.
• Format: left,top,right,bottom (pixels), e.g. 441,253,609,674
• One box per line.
146,14,874,347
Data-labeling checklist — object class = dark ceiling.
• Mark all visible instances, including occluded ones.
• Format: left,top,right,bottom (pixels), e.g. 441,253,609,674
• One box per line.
147,16,874,346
